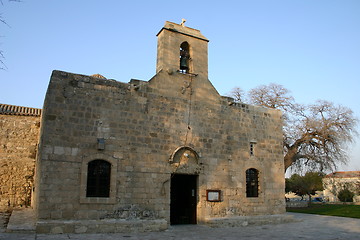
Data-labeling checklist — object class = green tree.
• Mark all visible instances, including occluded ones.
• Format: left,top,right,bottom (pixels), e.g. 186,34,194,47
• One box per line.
229,84,358,172
286,172,324,203
337,188,355,202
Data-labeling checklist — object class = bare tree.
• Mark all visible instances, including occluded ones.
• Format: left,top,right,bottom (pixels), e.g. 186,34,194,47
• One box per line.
228,83,358,172
0,7,7,70
228,87,245,103
0,0,20,70
284,100,358,172
0,50,5,70
248,83,294,110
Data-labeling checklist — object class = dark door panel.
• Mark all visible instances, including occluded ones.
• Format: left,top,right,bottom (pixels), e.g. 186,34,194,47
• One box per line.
170,174,197,224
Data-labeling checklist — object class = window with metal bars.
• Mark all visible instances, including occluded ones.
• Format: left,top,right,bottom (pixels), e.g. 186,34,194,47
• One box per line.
246,168,259,197
250,142,256,156
86,160,111,197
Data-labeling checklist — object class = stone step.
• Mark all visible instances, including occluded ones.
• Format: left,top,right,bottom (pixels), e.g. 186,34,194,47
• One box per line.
6,208,36,233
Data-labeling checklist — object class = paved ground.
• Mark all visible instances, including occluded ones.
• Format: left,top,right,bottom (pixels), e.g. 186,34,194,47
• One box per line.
1,212,359,240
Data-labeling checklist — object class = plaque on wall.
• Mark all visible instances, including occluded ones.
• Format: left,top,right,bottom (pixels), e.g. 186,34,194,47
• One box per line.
206,190,221,202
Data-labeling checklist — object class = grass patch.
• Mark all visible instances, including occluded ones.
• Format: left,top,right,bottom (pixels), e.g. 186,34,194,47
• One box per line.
287,204,360,219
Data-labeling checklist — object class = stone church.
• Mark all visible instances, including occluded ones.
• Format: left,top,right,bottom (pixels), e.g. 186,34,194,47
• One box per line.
30,21,286,233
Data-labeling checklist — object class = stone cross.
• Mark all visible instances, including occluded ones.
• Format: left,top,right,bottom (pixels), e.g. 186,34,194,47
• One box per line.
181,19,186,27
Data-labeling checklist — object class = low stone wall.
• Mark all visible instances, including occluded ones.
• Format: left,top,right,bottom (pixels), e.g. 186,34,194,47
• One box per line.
326,202,360,205
36,219,168,234
204,214,296,228
286,201,309,208
0,106,41,210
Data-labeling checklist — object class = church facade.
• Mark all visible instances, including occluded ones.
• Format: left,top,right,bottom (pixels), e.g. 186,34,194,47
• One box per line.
34,21,286,233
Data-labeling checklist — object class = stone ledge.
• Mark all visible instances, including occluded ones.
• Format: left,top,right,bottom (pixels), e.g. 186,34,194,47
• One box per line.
6,208,36,233
204,214,298,228
35,218,168,234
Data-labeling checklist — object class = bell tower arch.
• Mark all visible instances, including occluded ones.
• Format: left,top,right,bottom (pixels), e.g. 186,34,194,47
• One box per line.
156,21,209,78
179,41,190,73
152,21,219,103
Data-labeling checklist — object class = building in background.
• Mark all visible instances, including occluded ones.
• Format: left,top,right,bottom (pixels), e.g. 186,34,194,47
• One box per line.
323,171,360,202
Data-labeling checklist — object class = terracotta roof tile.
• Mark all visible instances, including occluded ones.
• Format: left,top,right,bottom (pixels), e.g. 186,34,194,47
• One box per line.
325,171,360,178
0,103,42,116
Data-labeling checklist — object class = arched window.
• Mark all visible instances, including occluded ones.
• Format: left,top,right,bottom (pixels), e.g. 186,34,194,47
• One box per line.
179,42,190,73
246,168,259,197
86,160,111,197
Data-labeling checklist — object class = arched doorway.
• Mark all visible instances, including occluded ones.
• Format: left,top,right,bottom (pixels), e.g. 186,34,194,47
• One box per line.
169,146,199,224
170,174,197,224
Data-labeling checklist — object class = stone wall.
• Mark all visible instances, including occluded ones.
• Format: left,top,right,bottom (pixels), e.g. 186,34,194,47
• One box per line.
323,173,360,202
0,106,41,210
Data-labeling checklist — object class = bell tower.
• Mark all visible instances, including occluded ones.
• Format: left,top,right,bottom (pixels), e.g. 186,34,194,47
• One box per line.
156,21,209,78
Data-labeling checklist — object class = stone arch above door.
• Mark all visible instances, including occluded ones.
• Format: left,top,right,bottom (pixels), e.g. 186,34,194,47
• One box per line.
169,146,202,174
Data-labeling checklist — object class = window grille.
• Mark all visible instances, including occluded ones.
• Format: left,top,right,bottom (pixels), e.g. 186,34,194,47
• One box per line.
246,168,259,197
86,160,111,197
250,143,254,156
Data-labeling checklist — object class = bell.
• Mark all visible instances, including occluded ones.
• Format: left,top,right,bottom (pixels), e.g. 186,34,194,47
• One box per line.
180,57,188,70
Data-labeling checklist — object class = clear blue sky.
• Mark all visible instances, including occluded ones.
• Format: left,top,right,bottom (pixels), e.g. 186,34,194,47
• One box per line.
1,0,359,172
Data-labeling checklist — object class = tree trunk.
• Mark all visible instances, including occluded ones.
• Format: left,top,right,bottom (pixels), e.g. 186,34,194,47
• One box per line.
284,154,293,172
284,140,305,172
284,147,299,172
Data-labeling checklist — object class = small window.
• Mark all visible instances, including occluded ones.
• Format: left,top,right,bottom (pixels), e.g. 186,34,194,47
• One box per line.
250,143,254,156
86,160,111,197
246,168,259,197
250,142,256,156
